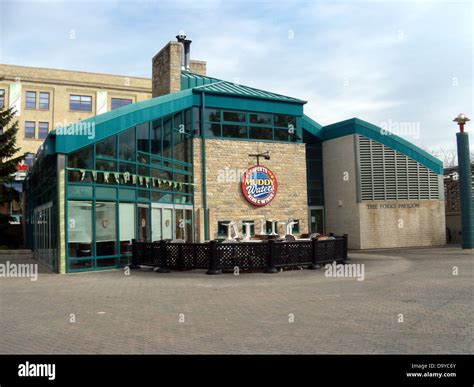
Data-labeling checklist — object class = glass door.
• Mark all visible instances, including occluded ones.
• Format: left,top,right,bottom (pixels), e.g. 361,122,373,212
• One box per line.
309,207,324,234
162,208,173,240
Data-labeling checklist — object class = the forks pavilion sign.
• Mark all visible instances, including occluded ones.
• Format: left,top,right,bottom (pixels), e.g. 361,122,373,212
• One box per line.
241,165,278,206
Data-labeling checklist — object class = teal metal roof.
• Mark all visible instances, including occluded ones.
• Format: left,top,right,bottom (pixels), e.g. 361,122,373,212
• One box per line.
53,89,195,154
321,118,443,174
181,71,306,104
302,115,323,139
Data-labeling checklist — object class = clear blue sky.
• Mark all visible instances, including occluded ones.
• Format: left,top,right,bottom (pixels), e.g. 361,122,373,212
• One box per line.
0,0,472,151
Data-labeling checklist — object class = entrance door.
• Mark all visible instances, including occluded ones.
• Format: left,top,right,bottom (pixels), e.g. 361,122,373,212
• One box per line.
309,207,324,234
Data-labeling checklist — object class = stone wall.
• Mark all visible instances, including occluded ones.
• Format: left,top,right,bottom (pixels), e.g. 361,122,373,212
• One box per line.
323,134,446,249
151,42,182,98
193,138,308,241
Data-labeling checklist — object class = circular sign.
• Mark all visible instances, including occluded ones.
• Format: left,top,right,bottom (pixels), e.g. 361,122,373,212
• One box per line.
241,165,278,206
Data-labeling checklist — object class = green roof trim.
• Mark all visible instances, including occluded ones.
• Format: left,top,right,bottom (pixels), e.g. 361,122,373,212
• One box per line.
302,115,323,139
322,118,443,174
54,89,195,154
181,71,306,104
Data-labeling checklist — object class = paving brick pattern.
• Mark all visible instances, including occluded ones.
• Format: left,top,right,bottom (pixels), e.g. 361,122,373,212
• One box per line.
0,247,472,354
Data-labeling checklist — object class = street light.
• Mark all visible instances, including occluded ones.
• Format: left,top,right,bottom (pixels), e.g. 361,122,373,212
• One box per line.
453,113,470,133
453,113,473,249
248,151,270,166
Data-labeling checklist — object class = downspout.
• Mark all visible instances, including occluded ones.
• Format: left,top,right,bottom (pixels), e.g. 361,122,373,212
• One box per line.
200,90,209,240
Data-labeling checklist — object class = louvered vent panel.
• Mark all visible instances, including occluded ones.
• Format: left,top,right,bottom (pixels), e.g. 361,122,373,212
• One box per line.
357,135,440,201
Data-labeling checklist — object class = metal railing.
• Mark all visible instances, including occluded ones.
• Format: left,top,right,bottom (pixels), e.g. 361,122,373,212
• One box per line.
131,235,348,275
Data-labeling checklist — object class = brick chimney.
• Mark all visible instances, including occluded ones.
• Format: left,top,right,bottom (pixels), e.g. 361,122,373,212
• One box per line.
152,35,207,98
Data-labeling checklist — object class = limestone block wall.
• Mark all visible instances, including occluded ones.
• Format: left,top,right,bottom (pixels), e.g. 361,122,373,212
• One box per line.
193,138,308,241
323,135,362,248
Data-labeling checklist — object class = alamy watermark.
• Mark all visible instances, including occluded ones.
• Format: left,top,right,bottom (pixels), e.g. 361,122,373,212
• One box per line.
380,119,420,140
0,261,38,281
324,261,365,281
55,120,95,139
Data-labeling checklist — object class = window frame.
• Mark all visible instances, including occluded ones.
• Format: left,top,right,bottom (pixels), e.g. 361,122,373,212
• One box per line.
25,91,37,110
38,121,49,139
24,121,35,139
39,92,50,110
111,97,133,111
69,94,93,112
0,89,5,109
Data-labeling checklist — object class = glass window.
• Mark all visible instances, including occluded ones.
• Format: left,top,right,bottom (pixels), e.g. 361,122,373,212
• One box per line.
38,122,49,139
151,207,162,242
67,201,92,259
137,153,149,164
70,95,92,112
204,108,220,122
217,221,230,237
249,126,273,140
222,125,247,138
151,119,162,155
163,116,172,159
250,113,272,125
138,205,150,242
25,121,35,138
119,162,136,186
274,128,290,142
120,203,135,257
96,136,116,158
274,114,296,128
205,123,221,137
223,111,245,122
39,92,50,109
119,127,135,161
0,89,5,108
26,91,36,109
95,202,117,256
68,146,93,169
137,123,149,153
96,160,117,184
111,98,132,110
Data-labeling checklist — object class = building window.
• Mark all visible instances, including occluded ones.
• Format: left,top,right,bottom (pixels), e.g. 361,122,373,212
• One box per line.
38,122,49,139
222,125,247,139
26,91,36,109
223,111,245,123
217,221,230,238
111,98,132,110
70,95,92,112
39,92,50,109
250,113,272,125
242,220,255,236
67,201,93,260
0,89,5,108
249,126,273,140
205,108,221,123
25,121,35,138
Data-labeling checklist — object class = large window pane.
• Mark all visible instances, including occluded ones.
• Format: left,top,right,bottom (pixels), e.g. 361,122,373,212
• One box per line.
119,127,135,161
39,92,50,109
137,123,150,153
38,122,49,139
26,91,36,109
119,203,135,256
67,201,92,259
222,125,247,138
138,205,150,242
68,146,93,169
223,111,245,122
111,98,132,110
151,119,162,155
25,121,35,138
95,202,117,256
249,126,273,140
274,114,296,128
70,95,92,112
96,136,117,158
151,207,162,242
250,113,272,125
205,123,221,137
204,108,220,122
163,116,172,159
96,160,117,184
119,162,136,186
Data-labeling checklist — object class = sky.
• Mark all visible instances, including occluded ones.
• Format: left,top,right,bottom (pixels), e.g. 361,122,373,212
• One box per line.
0,0,472,153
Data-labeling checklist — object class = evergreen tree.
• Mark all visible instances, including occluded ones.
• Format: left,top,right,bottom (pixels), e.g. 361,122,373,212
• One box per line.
0,107,26,226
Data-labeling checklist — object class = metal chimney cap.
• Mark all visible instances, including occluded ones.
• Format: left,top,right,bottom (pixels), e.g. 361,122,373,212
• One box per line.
176,33,187,42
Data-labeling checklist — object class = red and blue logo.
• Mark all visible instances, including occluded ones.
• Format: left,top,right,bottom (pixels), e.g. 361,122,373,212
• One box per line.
241,165,278,206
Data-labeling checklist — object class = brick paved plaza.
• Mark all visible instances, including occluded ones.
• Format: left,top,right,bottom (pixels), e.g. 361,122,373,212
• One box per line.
0,247,472,354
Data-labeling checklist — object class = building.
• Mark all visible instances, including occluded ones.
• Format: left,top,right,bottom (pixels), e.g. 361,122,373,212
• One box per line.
22,36,446,273
444,163,474,244
0,63,154,222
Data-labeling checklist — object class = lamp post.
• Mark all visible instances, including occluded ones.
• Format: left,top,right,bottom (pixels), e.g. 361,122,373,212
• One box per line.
453,113,473,249
248,151,270,166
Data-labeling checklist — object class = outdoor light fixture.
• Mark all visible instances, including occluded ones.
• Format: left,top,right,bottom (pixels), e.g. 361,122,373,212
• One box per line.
249,151,270,165
453,113,470,133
